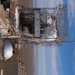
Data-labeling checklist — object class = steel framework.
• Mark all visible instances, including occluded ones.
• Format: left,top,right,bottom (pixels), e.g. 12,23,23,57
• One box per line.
0,4,68,45
19,4,68,45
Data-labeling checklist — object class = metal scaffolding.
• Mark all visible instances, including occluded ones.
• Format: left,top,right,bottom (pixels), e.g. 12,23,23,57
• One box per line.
0,4,68,45
20,4,68,45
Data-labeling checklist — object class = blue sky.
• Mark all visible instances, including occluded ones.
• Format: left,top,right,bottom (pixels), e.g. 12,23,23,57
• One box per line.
34,0,75,75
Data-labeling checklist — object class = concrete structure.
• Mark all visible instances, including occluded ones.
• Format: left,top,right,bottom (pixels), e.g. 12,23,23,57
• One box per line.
0,4,9,36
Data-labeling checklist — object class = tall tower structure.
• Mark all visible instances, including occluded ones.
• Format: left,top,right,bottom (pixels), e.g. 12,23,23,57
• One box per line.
19,4,67,45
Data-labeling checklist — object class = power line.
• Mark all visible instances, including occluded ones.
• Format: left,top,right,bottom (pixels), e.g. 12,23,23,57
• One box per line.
64,40,75,43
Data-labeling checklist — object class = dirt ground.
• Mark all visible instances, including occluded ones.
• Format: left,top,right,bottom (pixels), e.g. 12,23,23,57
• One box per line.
0,54,18,75
0,0,36,75
18,44,36,75
0,44,36,75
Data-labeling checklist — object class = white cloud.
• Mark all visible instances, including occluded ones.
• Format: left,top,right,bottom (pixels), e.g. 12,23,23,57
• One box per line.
67,0,75,38
67,0,75,74
34,0,64,75
50,46,63,75
35,45,63,75
50,46,58,75
48,0,63,7
67,1,75,73
36,46,46,75
35,0,63,7
41,46,46,75
68,0,75,19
